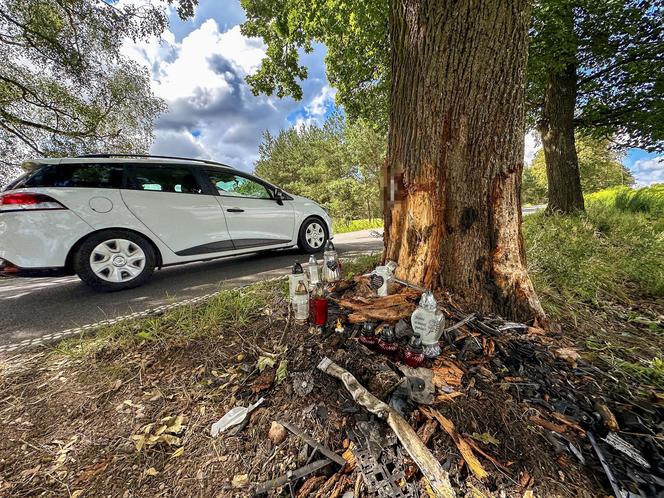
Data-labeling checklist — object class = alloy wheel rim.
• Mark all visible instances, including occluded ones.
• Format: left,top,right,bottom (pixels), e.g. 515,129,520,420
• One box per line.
306,222,325,249
89,239,146,283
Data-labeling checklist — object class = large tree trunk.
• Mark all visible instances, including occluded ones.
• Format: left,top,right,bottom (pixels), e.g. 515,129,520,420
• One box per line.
384,0,544,322
539,63,585,214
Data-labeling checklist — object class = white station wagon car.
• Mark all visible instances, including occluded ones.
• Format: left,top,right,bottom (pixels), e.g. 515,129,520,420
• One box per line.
0,155,332,291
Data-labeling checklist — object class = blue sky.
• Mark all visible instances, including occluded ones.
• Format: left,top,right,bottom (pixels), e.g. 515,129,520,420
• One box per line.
122,0,662,184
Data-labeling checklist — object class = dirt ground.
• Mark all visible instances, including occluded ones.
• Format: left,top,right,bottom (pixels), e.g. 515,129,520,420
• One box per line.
0,278,662,498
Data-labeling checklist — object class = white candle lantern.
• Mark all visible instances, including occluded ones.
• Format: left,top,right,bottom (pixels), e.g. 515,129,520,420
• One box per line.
321,240,341,283
292,280,309,323
370,260,397,297
308,254,320,285
410,292,445,358
288,262,308,302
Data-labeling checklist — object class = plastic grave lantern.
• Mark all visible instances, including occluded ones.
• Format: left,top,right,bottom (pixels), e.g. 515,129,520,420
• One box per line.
410,292,445,359
370,260,397,297
308,254,320,285
321,240,341,283
288,261,308,302
293,280,309,323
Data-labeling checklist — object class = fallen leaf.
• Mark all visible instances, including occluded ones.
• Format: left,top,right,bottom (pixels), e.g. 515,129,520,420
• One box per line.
555,348,580,367
275,360,288,384
256,356,276,372
470,432,500,446
232,474,249,488
171,447,184,458
71,491,84,498
251,368,275,393
420,406,488,479
145,467,159,476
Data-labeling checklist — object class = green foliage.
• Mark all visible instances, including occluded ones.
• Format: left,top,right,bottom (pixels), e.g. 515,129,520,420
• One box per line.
0,0,197,184
587,184,664,216
528,0,663,151
333,218,384,234
241,0,389,128
522,136,634,204
523,201,664,306
255,113,384,222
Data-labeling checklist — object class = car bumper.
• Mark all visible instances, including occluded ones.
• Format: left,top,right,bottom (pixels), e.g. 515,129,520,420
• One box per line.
0,258,68,278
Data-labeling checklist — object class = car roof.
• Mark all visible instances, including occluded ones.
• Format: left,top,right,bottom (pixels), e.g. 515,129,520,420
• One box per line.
21,155,235,172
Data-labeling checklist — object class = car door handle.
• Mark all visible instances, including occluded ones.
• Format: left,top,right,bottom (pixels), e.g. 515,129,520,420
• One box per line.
226,208,244,213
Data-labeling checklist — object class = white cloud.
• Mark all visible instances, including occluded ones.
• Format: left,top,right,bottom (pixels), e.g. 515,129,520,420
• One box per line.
631,157,664,186
524,130,540,166
121,13,330,171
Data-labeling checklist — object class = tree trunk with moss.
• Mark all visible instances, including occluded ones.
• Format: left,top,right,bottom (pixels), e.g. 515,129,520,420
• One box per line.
384,0,544,322
538,63,585,214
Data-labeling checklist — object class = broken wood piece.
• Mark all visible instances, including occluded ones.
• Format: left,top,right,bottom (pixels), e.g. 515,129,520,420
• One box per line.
431,360,464,388
464,437,512,474
317,357,455,498
296,476,327,498
254,459,332,494
529,415,567,435
278,420,347,466
419,406,488,480
550,412,586,437
593,402,619,432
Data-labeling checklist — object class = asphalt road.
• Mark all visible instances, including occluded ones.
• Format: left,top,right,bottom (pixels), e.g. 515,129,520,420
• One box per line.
0,206,546,348
0,229,383,347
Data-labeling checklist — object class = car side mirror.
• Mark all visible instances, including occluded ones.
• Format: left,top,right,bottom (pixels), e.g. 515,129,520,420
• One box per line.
274,189,284,205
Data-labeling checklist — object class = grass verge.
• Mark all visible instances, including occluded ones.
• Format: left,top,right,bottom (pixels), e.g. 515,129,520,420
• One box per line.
333,218,383,234
523,201,664,389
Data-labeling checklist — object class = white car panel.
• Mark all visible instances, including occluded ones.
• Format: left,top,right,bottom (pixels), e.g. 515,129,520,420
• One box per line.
120,189,233,256
0,209,91,268
215,195,296,248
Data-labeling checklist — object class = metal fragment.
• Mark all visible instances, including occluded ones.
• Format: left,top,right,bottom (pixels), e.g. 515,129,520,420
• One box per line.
253,458,332,494
278,420,346,466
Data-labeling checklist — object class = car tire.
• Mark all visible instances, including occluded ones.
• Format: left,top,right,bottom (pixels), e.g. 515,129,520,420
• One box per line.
297,217,328,253
73,230,156,292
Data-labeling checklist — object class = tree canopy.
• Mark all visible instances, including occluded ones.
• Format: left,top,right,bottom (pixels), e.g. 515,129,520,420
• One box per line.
0,0,197,183
528,0,663,151
523,136,634,204
255,114,384,222
241,0,389,129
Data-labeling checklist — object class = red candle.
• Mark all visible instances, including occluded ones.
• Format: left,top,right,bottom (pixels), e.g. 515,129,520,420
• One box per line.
309,297,328,326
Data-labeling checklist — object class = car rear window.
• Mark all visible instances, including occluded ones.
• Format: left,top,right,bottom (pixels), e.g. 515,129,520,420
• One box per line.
22,163,124,189
126,165,204,194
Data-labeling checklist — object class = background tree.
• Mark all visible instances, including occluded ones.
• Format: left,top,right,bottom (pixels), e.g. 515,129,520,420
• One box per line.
0,0,198,185
255,114,384,223
523,136,634,204
244,0,544,321
528,0,663,214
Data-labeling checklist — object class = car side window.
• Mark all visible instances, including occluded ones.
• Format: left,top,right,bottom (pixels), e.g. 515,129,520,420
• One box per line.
127,165,203,194
206,171,271,199
23,163,123,189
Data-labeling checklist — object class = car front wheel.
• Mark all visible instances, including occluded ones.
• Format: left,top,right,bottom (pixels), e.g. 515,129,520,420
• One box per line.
73,230,156,291
298,218,328,253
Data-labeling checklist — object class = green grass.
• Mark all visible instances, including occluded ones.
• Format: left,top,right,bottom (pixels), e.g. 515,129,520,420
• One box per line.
586,184,664,216
53,280,285,359
524,203,664,306
333,218,383,234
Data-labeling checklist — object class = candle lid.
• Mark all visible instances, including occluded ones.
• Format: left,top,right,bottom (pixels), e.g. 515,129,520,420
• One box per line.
292,262,304,274
419,291,437,310
324,240,336,252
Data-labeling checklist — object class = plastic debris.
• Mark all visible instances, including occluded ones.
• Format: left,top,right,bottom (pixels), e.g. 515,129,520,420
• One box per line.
210,397,264,437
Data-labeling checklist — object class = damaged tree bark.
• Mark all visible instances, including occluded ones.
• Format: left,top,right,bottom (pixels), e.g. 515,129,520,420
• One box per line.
384,0,544,322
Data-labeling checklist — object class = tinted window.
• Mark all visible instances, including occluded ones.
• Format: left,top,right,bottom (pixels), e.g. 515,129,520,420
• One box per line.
23,163,123,189
127,165,203,194
206,171,271,199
